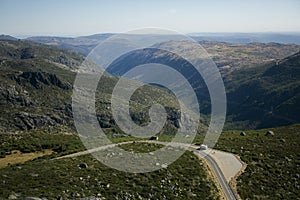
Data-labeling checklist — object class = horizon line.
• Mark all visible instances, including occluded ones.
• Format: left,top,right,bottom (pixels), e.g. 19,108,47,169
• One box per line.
2,31,300,39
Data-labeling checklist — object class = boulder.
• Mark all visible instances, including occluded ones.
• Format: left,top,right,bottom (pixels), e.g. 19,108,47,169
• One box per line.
23,197,46,200
8,194,18,200
150,136,158,140
240,131,246,136
280,138,286,143
265,130,275,136
79,163,88,169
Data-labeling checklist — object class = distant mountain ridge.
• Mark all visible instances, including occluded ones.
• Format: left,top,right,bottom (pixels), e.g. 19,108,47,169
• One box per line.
24,32,300,57
0,34,18,41
25,34,300,78
26,33,113,55
190,32,300,44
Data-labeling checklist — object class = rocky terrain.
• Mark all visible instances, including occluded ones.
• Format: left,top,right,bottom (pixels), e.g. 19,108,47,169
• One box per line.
201,41,300,75
0,39,182,134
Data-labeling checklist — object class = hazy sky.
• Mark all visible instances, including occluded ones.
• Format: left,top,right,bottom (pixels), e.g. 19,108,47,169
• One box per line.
1,0,300,37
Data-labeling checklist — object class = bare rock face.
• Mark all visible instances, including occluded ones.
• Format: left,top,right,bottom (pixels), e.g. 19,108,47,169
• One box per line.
13,71,70,90
20,48,36,59
14,112,70,131
0,85,34,106
15,112,55,130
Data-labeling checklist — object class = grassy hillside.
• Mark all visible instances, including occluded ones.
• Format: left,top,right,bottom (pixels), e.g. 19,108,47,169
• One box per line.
188,123,300,199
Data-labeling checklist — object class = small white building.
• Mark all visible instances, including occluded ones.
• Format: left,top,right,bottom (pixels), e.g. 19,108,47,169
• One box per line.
200,144,208,150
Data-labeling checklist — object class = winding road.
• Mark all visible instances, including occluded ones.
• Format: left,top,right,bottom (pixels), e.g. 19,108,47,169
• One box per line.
197,150,238,200
55,140,240,200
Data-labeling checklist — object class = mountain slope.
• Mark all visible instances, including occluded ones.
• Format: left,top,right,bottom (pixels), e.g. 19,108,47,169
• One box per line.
0,39,182,134
0,40,79,131
0,39,84,71
106,41,300,129
225,51,300,129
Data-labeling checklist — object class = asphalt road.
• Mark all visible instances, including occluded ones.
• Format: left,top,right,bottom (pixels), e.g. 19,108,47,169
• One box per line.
55,140,238,200
197,150,237,200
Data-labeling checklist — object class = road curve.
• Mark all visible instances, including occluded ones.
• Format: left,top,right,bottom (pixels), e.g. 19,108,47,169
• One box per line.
197,150,237,200
55,140,238,200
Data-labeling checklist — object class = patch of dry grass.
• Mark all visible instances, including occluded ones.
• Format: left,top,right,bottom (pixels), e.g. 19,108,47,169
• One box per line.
0,149,53,168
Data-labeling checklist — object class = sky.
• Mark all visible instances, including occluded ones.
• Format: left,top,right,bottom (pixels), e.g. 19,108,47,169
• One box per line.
0,0,300,37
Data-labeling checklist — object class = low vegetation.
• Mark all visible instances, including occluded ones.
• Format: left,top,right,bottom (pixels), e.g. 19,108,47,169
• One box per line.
1,122,299,199
215,124,300,199
0,141,220,199
0,126,84,158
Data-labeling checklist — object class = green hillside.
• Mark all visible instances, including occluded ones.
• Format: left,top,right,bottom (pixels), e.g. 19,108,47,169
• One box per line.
215,124,300,199
225,51,300,129
105,41,300,129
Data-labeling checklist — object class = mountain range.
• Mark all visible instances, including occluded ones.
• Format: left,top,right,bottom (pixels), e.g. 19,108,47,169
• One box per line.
24,33,300,56
0,35,300,132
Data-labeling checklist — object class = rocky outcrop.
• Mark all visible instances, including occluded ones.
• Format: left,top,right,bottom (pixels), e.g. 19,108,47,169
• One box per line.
15,112,55,130
14,111,72,131
12,71,70,90
20,48,36,59
0,85,34,106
